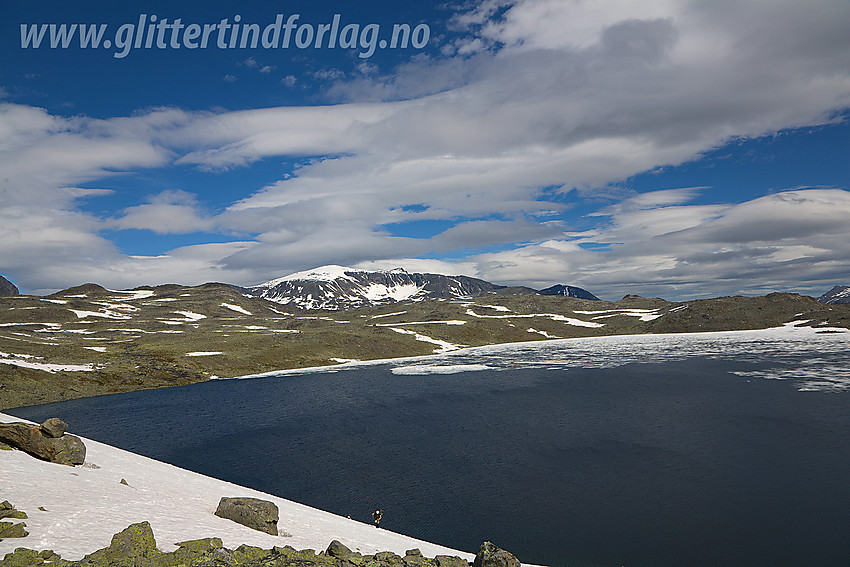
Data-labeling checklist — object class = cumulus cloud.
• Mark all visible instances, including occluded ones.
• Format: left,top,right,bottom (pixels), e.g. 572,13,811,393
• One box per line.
109,190,214,235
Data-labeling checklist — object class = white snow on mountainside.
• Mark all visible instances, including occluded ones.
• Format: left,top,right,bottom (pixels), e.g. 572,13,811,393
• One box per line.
246,266,507,310
817,285,850,305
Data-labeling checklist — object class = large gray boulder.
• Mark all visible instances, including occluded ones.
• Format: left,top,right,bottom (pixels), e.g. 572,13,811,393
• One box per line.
0,419,85,465
215,497,279,535
472,542,520,567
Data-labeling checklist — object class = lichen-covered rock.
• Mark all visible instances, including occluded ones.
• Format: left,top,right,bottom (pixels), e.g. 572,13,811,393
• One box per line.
232,543,271,564
472,542,520,567
0,502,27,520
0,522,29,539
1,547,42,567
214,497,279,536
38,550,61,562
39,419,67,439
435,555,470,567
174,537,222,553
79,521,161,566
372,551,404,567
0,422,85,466
326,540,353,558
0,523,472,567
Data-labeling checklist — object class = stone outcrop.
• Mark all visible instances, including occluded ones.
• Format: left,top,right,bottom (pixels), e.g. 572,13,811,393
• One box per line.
325,540,352,558
78,521,160,566
472,542,521,567
0,502,27,521
0,419,85,466
1,523,495,567
0,521,29,539
214,497,279,535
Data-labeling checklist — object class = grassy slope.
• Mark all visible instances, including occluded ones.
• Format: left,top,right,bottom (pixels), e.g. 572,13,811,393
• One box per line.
1,283,848,410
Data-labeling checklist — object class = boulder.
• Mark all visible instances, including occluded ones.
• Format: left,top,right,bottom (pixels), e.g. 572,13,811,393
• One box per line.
80,521,161,566
0,420,85,466
0,521,29,539
175,537,223,553
39,418,67,438
0,548,40,567
215,497,279,535
326,540,353,558
472,542,520,567
436,555,471,567
0,501,28,520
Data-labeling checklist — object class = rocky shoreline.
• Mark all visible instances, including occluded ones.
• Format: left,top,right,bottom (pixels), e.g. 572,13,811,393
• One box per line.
1,522,521,567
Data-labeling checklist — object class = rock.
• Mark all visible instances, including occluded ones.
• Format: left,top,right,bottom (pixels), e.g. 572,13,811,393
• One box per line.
0,521,29,539
233,543,271,564
436,555,471,567
0,548,41,567
214,497,279,535
175,537,223,553
0,421,85,466
39,418,67,439
80,521,161,566
38,550,61,562
0,501,28,520
327,540,353,558
472,542,520,567
405,549,422,557
374,551,405,566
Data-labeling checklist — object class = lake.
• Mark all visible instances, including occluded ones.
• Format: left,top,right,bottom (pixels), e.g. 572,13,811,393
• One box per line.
8,328,850,567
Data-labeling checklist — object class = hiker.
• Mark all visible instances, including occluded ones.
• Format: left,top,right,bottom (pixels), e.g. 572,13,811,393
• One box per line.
372,509,382,528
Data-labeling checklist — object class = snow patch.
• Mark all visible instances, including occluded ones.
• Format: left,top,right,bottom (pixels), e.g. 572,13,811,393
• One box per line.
0,351,94,372
222,303,252,315
389,328,463,353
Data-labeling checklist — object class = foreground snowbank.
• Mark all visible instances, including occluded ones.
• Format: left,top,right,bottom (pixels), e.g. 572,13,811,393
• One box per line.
0,413,474,562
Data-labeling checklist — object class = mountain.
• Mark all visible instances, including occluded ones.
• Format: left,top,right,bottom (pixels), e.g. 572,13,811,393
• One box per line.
246,265,510,310
0,275,19,297
538,284,600,301
818,285,850,305
245,265,603,310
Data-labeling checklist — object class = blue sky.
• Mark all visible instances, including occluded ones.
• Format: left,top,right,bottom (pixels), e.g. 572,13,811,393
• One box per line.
1,0,849,300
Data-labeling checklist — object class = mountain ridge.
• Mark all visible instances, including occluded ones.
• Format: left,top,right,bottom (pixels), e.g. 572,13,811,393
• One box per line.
244,265,599,310
818,285,850,305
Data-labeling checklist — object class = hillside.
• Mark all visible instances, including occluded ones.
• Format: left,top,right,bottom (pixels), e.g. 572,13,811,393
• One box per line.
1,282,848,410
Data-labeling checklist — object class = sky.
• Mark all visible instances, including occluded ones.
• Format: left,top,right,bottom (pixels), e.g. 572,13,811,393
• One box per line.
1,0,849,300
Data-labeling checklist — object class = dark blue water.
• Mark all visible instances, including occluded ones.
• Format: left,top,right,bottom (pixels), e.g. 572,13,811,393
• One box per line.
8,357,850,567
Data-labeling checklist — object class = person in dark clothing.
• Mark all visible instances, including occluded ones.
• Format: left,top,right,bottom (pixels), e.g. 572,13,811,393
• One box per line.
372,509,383,528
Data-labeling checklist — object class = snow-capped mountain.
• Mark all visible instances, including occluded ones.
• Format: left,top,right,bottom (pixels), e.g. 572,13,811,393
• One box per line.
245,265,507,310
538,284,600,301
818,285,850,305
245,265,601,310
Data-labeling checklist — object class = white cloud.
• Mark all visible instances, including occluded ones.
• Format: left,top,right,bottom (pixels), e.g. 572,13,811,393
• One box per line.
465,188,850,299
109,190,214,235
